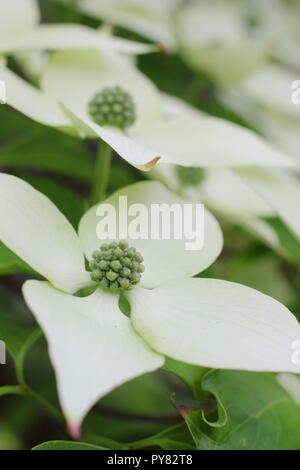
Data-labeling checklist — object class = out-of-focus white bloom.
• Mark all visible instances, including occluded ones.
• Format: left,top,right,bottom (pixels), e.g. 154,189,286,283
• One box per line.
72,0,300,74
177,0,270,86
0,0,156,56
151,95,300,244
244,0,300,71
1,173,300,435
182,1,300,209
177,0,300,85
72,0,181,51
174,0,300,176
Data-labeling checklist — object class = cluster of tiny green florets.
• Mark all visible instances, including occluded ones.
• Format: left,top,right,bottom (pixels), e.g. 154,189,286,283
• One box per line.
89,241,145,291
175,166,204,187
88,86,136,129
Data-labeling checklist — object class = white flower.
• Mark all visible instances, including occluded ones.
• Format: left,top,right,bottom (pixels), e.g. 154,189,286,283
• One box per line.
0,173,300,435
63,0,300,75
0,48,295,171
0,0,154,57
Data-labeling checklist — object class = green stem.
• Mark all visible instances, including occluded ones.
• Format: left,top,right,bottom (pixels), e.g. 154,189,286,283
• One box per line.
0,385,24,397
14,328,64,425
91,140,113,205
22,383,64,424
0,381,63,424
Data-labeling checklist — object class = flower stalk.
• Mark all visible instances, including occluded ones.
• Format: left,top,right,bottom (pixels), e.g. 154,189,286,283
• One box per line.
91,140,113,206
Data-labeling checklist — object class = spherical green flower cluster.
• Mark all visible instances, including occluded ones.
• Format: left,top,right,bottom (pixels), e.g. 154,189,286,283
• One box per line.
175,166,204,187
88,86,136,129
90,241,145,291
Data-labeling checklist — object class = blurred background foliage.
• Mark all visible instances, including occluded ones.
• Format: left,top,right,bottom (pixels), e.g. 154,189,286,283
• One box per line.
0,0,300,450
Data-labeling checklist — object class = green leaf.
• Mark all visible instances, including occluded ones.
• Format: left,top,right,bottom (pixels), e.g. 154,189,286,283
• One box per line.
129,422,196,450
83,373,179,443
163,357,209,400
0,424,23,450
226,254,297,306
182,370,300,450
32,440,107,450
0,285,41,363
0,107,93,181
100,373,174,416
0,242,34,275
108,165,137,194
79,434,127,450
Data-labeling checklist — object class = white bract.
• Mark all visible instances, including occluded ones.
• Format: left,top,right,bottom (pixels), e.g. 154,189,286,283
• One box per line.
0,0,155,56
218,65,300,244
152,162,279,253
72,0,181,51
151,95,300,244
0,173,300,434
0,47,295,171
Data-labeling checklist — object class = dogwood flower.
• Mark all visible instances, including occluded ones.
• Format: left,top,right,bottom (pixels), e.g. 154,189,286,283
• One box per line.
0,47,295,171
0,0,155,57
1,173,300,436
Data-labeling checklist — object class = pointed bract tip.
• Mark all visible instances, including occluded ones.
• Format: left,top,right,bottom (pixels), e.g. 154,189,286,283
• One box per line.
138,156,161,171
100,22,114,35
68,422,81,440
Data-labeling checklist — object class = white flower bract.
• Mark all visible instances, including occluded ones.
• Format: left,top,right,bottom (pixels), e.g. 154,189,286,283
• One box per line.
0,173,299,432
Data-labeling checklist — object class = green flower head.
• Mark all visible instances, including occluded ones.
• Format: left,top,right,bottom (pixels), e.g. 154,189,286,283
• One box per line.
88,86,136,130
89,241,144,291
